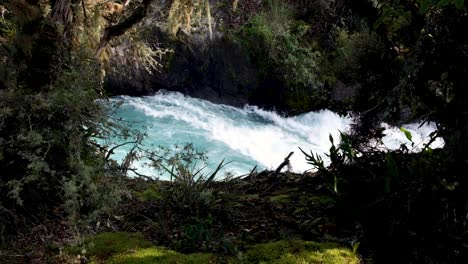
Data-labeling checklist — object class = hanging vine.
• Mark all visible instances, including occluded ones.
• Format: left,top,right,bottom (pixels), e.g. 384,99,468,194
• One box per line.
167,0,213,39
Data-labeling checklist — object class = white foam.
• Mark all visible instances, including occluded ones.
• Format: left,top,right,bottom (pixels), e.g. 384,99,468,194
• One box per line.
108,92,443,178
381,122,444,151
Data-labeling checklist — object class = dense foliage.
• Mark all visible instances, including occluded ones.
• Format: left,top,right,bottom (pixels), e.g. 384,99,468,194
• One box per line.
0,0,467,263
0,0,152,247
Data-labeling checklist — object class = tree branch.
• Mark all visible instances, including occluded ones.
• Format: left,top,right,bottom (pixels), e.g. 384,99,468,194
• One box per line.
274,152,294,176
95,0,153,58
81,0,87,22
105,140,139,161
124,167,154,181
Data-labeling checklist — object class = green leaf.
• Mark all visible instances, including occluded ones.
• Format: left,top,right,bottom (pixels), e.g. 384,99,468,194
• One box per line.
160,164,180,181
437,0,450,8
352,241,360,254
386,154,399,179
200,160,228,191
454,0,464,9
399,127,413,142
441,71,449,80
333,175,338,194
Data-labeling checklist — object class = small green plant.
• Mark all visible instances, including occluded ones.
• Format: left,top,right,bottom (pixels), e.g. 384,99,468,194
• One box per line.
178,217,214,252
144,143,228,194
352,241,360,254
127,144,233,253
399,126,415,149
300,132,357,194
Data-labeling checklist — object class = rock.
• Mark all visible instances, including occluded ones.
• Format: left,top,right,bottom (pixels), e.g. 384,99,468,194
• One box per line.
105,27,260,107
331,80,356,103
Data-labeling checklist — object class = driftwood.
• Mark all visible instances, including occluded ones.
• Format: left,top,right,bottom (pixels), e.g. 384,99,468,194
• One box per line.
273,152,294,177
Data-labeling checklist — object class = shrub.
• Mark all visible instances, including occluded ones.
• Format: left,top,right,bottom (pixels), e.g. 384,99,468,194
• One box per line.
301,128,467,263
0,49,126,240
240,0,323,111
333,26,385,81
124,144,234,253
143,144,226,215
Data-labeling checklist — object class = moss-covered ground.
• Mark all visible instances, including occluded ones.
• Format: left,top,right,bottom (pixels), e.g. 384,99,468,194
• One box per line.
67,232,358,264
59,169,362,264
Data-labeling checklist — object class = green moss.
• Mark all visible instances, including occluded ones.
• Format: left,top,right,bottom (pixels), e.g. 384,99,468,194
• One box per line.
231,240,359,264
269,194,291,203
239,194,260,201
133,183,162,201
70,233,357,264
271,187,299,196
102,239,358,264
109,247,214,264
307,195,335,206
68,232,153,262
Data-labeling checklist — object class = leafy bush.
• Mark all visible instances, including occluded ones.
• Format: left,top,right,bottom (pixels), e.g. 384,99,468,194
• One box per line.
301,128,467,263
323,24,393,115
123,144,234,253
0,49,126,240
143,144,226,214
333,27,385,81
300,132,356,194
240,0,323,111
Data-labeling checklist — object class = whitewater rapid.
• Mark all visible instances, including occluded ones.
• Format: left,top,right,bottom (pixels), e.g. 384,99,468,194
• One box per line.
106,92,443,178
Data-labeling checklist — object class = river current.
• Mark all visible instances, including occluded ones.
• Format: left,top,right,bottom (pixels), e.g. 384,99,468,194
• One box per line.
106,91,443,178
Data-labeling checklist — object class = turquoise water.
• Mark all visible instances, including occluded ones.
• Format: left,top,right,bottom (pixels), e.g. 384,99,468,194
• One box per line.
106,91,443,179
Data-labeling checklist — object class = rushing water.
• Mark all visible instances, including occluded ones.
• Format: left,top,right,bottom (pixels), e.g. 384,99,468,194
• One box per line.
107,91,443,179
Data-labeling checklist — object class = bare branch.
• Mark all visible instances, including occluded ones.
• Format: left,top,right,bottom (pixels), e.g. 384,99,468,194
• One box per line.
105,140,140,161
274,152,294,176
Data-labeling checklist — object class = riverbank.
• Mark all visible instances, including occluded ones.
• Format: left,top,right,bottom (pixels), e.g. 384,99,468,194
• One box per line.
1,136,463,263
1,169,361,263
